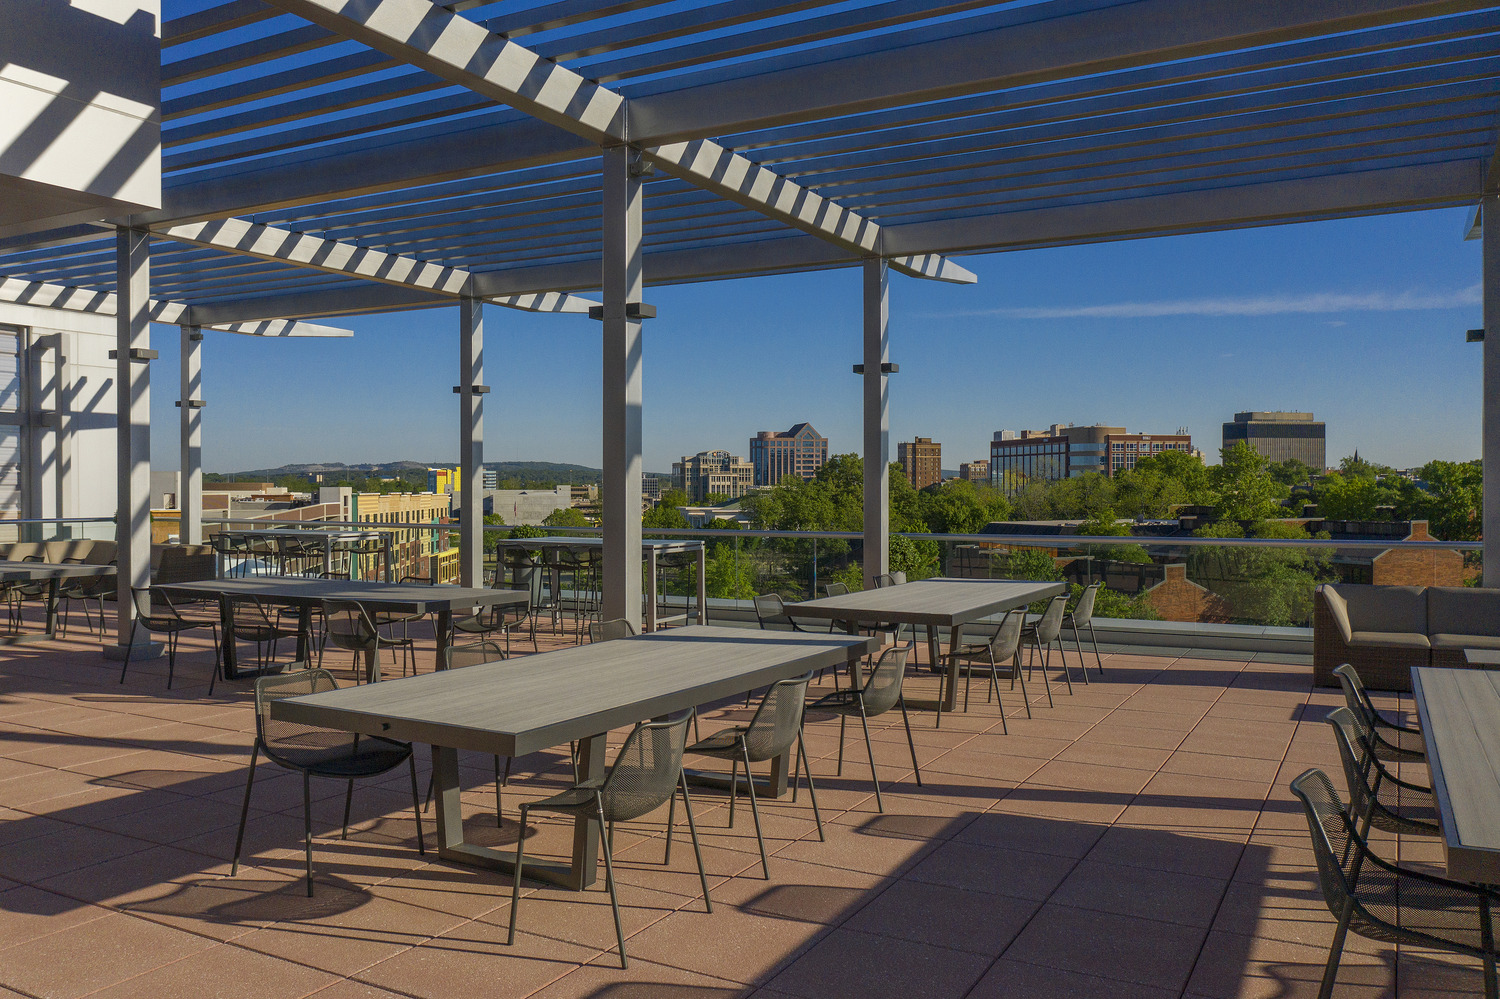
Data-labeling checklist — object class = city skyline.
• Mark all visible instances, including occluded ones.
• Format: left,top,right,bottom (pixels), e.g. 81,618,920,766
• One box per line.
150,206,1483,475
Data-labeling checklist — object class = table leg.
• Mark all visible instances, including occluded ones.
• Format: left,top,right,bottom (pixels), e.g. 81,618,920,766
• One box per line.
430,742,598,890
696,545,707,624
940,624,961,712
570,734,605,885
365,647,379,684
44,578,60,635
645,550,659,632
220,596,239,677
295,605,311,662
435,609,452,669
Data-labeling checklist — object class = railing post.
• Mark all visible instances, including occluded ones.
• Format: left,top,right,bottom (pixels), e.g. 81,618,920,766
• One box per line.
862,258,890,587
1484,193,1499,585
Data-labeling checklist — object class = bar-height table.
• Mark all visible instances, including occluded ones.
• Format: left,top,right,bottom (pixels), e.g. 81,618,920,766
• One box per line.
1411,665,1500,883
0,561,115,643
273,625,876,889
792,577,1068,712
491,536,707,631
158,578,526,680
219,527,394,582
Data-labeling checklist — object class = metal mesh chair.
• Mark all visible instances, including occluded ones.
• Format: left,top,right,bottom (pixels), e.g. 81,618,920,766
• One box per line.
231,666,423,896
687,671,822,879
118,587,219,693
589,618,637,643
942,608,1027,730
1333,663,1425,762
507,710,709,968
1062,581,1104,677
1326,706,1439,839
1021,593,1074,702
753,592,809,632
421,641,511,825
1290,768,1498,999
230,595,301,673
320,599,414,683
820,582,849,632
804,644,921,812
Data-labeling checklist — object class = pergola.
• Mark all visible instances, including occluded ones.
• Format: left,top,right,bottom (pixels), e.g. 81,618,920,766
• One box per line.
2,0,1498,650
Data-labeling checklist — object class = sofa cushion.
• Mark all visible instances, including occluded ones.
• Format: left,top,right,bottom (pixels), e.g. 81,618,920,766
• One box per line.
1329,585,1428,635
1349,631,1431,650
1429,633,1500,651
1426,587,1500,640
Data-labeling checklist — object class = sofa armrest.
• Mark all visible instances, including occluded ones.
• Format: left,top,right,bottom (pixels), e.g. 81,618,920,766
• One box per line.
1320,586,1353,644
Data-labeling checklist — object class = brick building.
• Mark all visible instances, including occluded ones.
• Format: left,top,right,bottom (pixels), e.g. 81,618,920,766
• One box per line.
990,423,1192,494
959,460,989,484
898,437,942,490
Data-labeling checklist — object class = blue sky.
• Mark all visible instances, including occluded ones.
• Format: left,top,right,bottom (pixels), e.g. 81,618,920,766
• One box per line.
148,205,1484,475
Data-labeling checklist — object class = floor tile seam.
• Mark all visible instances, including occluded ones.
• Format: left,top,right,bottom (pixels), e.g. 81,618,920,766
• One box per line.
21,914,225,999
1168,675,1309,999
965,952,1187,999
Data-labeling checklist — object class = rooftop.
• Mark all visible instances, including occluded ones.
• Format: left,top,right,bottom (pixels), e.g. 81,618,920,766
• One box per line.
0,614,1468,998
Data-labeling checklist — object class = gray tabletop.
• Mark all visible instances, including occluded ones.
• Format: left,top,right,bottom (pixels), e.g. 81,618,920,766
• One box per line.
273,625,877,757
157,577,526,614
791,577,1067,627
1412,665,1500,883
0,560,116,582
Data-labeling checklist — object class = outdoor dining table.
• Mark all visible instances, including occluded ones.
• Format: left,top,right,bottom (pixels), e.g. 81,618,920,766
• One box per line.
157,577,526,681
1411,664,1500,884
0,560,115,643
272,625,876,890
791,577,1068,712
490,536,707,631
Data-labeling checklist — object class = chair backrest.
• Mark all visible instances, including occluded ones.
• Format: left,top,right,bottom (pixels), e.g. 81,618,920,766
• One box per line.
889,570,907,585
1326,706,1383,822
873,573,894,588
589,618,637,643
130,586,180,625
1073,582,1101,625
400,574,434,585
743,671,815,762
156,547,217,585
253,666,359,765
599,709,693,822
322,599,378,652
823,582,848,598
859,645,910,716
444,640,506,670
988,609,1024,659
1289,768,1362,922
753,592,787,629
1034,594,1068,643
1332,663,1385,734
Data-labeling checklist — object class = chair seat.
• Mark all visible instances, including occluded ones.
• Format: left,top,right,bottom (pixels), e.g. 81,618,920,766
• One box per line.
809,689,861,711
686,727,747,756
523,777,606,817
270,734,412,777
1350,864,1496,954
1348,631,1431,650
1429,633,1500,651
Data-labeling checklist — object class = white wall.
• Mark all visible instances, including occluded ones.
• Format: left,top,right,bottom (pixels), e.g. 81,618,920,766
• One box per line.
484,486,571,526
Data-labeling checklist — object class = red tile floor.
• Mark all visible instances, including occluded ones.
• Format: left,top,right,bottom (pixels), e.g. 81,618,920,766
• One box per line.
0,609,1481,999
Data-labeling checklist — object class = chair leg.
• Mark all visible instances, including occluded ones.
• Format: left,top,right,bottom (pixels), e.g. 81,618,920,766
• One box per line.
1013,648,1033,718
595,795,627,969
1071,623,1090,685
678,772,712,912
409,755,424,854
1317,898,1354,999
507,804,529,945
342,778,354,839
493,755,504,827
836,714,846,775
302,771,315,897
207,624,219,697
740,741,770,879
899,697,923,784
118,618,137,684
1050,640,1073,694
165,630,178,690
727,754,738,828
230,744,259,876
1034,641,1055,707
934,661,946,730
857,701,883,813
664,779,677,864
1088,621,1103,675
796,733,824,842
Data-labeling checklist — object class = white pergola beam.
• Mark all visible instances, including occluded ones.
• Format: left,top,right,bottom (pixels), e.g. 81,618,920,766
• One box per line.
0,277,355,337
156,217,604,311
259,0,919,263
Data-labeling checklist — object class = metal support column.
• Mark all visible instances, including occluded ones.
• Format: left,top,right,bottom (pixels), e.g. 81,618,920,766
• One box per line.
458,296,484,587
600,145,644,629
862,258,890,587
179,326,203,545
113,227,152,651
1484,195,1499,585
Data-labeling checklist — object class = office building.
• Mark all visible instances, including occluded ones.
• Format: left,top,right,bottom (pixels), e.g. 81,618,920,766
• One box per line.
1222,411,1327,469
480,467,499,490
428,466,461,496
642,475,663,503
990,424,1192,494
674,450,755,502
898,437,942,490
959,460,990,484
751,423,828,487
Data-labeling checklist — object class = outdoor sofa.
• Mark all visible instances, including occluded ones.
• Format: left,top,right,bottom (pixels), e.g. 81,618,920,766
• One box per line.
1313,582,1500,690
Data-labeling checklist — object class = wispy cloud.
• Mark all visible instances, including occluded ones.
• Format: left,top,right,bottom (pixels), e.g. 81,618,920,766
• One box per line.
943,284,1481,320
